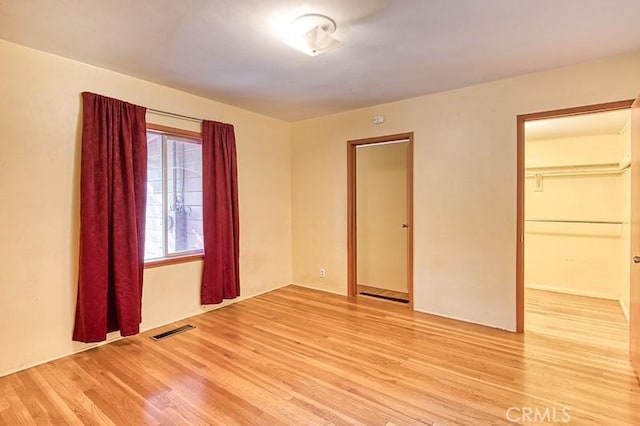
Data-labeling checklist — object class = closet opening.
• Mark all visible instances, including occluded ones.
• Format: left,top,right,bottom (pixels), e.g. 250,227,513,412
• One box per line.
347,132,414,308
517,100,635,353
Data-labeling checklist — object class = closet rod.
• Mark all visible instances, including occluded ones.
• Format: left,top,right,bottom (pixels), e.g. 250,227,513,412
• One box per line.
524,163,630,178
525,219,623,225
147,108,202,123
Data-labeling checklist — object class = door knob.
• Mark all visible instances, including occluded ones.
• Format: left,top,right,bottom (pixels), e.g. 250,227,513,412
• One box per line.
402,224,409,229
634,256,640,264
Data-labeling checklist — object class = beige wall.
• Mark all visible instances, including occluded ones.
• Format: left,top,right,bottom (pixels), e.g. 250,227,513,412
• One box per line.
525,134,624,168
356,143,408,292
291,51,640,330
0,40,292,376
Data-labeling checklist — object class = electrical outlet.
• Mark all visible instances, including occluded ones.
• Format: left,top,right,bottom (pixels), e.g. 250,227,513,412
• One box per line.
320,268,326,278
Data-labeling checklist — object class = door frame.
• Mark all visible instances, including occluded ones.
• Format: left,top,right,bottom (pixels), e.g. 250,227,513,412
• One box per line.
516,99,634,332
347,132,414,308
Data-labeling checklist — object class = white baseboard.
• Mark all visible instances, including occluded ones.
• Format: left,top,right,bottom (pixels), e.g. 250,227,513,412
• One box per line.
525,283,618,301
619,299,630,323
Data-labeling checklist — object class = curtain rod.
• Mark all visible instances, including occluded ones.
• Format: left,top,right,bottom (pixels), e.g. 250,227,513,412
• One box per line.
147,108,202,123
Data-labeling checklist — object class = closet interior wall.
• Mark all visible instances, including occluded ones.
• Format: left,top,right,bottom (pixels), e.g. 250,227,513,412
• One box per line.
524,123,632,319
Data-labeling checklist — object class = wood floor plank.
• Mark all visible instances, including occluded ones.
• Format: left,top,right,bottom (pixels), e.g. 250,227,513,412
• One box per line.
0,285,638,425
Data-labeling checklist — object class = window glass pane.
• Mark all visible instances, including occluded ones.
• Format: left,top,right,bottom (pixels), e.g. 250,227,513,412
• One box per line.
166,137,203,255
145,132,165,260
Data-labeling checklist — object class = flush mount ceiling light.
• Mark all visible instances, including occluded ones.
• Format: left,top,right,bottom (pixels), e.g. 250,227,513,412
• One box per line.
284,13,341,56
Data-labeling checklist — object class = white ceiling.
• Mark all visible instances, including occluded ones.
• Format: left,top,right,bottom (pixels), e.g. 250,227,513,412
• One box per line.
525,109,630,141
1,0,640,121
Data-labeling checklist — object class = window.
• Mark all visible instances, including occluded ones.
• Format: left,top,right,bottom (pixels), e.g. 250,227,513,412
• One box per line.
145,127,204,261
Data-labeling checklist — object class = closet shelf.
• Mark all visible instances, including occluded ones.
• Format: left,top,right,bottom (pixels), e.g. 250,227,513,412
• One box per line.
525,219,623,225
525,162,628,177
525,219,623,237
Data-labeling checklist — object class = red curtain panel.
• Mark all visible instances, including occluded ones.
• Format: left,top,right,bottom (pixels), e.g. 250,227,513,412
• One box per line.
201,120,240,304
73,92,147,343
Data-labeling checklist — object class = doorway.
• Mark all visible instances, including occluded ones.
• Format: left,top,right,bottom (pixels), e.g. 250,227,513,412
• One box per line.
516,97,640,380
347,132,414,307
522,105,632,344
516,101,633,332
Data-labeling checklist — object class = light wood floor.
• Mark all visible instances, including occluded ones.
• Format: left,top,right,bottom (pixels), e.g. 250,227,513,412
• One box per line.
357,284,409,302
1,286,638,425
525,288,630,352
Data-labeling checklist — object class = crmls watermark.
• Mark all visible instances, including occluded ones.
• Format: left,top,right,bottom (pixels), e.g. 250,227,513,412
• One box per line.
505,406,571,424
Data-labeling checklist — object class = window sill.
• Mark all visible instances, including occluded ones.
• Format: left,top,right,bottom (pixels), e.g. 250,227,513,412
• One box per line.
144,253,204,269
